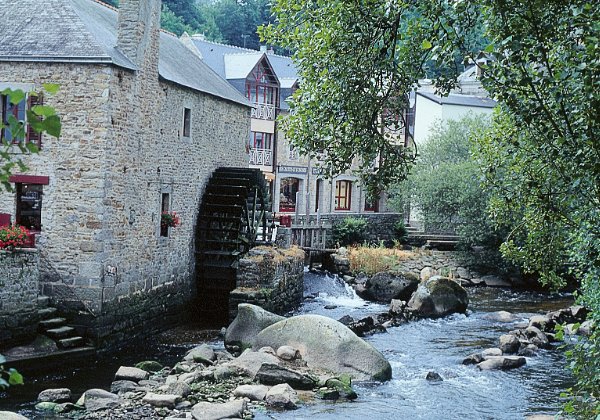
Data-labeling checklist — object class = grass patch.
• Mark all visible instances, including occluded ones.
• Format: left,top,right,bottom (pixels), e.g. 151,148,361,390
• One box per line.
348,245,414,276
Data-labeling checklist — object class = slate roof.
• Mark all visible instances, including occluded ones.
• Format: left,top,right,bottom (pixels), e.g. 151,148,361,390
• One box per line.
223,53,265,80
192,37,298,81
0,0,248,106
191,37,298,110
417,91,496,109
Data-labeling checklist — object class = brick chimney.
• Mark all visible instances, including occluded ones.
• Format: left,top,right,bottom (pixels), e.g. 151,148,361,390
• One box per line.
117,0,161,71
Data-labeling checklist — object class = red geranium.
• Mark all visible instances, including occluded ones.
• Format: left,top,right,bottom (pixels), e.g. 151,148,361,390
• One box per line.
161,211,180,229
0,224,30,250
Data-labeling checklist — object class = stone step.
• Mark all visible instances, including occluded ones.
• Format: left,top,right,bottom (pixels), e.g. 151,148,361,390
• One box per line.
45,326,76,340
39,317,67,330
57,336,85,349
37,307,58,320
37,296,51,307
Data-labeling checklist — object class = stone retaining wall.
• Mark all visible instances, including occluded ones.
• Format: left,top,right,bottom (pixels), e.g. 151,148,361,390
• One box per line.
325,249,501,286
75,280,194,351
297,213,404,245
230,246,305,319
0,250,40,349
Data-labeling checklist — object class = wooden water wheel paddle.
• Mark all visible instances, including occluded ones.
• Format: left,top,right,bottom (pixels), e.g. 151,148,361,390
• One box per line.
195,167,272,325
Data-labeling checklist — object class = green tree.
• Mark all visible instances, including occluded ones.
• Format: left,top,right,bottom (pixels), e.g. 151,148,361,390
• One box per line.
472,4,599,414
161,5,196,36
213,0,274,49
392,115,509,271
264,1,599,414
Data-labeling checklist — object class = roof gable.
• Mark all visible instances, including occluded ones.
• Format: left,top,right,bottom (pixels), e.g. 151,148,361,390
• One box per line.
192,37,298,83
224,53,266,80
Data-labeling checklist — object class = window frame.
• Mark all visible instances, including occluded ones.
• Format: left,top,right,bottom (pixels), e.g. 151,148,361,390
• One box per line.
0,91,43,147
249,131,273,149
364,193,379,212
160,193,170,238
15,183,44,232
335,180,352,211
182,107,191,138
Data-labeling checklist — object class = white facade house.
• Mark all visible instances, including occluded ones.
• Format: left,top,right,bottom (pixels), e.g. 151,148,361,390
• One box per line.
412,91,496,146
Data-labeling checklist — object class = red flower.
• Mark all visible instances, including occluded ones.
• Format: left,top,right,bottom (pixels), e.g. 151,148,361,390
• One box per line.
0,224,31,250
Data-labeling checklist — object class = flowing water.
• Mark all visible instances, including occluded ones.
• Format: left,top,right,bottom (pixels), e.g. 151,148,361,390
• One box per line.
259,271,574,420
1,271,574,419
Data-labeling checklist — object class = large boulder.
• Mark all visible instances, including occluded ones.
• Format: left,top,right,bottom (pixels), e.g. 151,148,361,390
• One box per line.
407,276,469,318
0,412,29,420
253,314,392,381
79,389,120,412
192,400,246,420
225,304,285,352
477,356,526,371
355,272,419,303
38,388,72,403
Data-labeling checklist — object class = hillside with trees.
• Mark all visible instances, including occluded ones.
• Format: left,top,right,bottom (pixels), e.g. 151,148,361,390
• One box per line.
102,0,274,49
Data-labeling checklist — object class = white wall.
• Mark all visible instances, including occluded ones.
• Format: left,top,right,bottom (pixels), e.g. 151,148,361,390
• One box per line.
413,95,442,146
442,104,494,122
413,95,495,147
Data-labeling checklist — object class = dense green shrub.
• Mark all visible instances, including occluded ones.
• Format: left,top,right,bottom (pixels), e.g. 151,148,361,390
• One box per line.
332,217,368,247
393,220,407,243
390,115,513,273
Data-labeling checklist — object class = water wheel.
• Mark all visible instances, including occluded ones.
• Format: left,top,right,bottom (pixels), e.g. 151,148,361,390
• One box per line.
194,167,272,325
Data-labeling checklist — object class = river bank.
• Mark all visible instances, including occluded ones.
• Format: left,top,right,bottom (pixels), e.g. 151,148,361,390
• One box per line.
1,271,577,419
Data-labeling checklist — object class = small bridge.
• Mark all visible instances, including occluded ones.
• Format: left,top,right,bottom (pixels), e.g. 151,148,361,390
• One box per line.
195,167,273,325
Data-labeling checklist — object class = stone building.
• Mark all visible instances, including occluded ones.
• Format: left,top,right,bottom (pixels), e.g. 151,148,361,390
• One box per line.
187,36,394,217
0,0,250,348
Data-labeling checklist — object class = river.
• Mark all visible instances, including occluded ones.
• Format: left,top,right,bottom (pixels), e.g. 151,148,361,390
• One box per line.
1,271,574,419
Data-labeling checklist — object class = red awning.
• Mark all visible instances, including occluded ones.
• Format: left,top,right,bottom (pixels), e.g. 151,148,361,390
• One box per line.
8,175,49,185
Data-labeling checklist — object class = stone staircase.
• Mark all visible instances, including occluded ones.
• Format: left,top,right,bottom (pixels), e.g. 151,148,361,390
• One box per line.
37,296,86,350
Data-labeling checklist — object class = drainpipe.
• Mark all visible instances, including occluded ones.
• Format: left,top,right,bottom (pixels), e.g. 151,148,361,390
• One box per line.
305,158,311,217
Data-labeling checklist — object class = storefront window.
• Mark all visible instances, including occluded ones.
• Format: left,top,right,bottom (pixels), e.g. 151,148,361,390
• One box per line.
279,178,300,212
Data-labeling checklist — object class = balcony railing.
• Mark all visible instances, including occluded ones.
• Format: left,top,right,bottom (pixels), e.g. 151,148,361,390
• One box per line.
249,147,273,166
251,103,276,120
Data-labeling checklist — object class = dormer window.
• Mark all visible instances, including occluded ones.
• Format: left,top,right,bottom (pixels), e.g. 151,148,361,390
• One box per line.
245,60,278,107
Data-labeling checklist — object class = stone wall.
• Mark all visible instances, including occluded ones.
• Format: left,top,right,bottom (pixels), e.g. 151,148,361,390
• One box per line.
0,51,248,349
230,246,305,319
291,213,404,246
325,248,498,287
396,250,476,282
274,113,392,215
0,250,40,349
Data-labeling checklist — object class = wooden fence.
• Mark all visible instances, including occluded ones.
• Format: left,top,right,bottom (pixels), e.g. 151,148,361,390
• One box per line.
290,219,333,252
